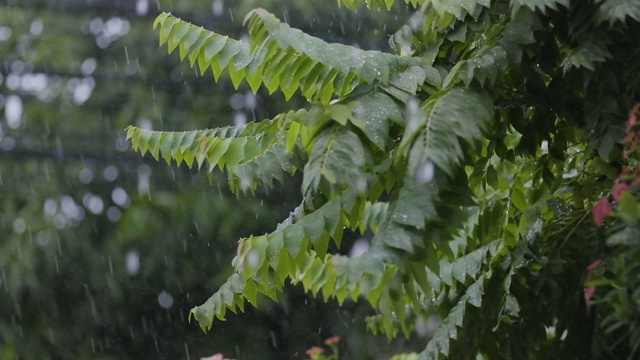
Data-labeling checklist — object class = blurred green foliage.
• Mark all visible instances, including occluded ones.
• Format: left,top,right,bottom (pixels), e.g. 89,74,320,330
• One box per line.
0,1,421,359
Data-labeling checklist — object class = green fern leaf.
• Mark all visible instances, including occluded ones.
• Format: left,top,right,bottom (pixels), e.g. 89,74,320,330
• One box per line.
562,36,612,72
154,11,426,104
126,116,300,193
190,194,401,330
594,0,640,25
302,127,367,197
420,274,487,359
510,0,569,14
399,87,494,178
337,0,490,20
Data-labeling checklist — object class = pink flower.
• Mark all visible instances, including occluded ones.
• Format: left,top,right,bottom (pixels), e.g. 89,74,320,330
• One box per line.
592,198,612,227
612,183,630,202
584,259,602,311
200,354,224,360
324,336,341,345
306,347,324,359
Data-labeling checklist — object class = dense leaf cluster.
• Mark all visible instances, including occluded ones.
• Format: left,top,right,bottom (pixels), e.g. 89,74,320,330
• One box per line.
128,0,640,358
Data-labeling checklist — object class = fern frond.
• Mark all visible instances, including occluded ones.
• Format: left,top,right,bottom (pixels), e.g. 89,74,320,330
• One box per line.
440,8,542,87
337,0,491,21
190,196,404,332
337,0,420,10
153,10,425,104
126,124,249,167
510,0,570,14
594,0,640,26
359,201,389,234
420,274,488,359
562,35,612,72
302,127,367,197
126,115,300,193
398,87,494,178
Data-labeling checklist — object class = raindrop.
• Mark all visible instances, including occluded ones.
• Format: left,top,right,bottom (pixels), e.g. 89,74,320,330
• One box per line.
416,160,435,183
61,195,83,220
96,34,110,49
355,177,367,194
349,238,370,258
52,214,67,229
104,17,130,37
124,46,130,65
246,251,259,269
111,187,130,207
83,193,104,214
137,165,151,196
44,198,58,217
73,78,94,104
138,118,153,130
158,290,174,309
245,92,257,109
12,218,26,234
212,0,224,16
107,207,121,222
6,74,20,90
89,18,103,35
233,112,247,127
126,250,140,275
115,134,129,151
5,95,23,129
405,96,422,135
80,58,97,76
103,165,118,181
78,167,94,184
30,19,43,36
1,137,15,151
108,256,114,275
230,93,244,110
0,26,12,41
36,231,49,246
136,0,149,16
184,342,191,360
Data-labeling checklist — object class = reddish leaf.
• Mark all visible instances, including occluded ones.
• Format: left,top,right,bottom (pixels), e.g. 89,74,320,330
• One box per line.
612,183,629,202
626,104,640,133
584,285,597,311
592,198,612,227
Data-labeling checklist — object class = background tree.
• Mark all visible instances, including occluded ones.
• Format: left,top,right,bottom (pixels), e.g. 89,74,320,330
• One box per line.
0,1,422,359
129,0,640,358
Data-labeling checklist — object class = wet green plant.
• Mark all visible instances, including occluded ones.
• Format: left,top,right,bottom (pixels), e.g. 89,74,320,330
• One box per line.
128,1,640,358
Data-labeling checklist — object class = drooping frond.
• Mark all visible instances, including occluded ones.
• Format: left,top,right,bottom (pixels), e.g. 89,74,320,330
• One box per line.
189,196,400,331
337,0,491,21
594,0,640,26
125,115,300,193
510,0,570,14
443,7,542,87
420,275,488,359
153,10,425,104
